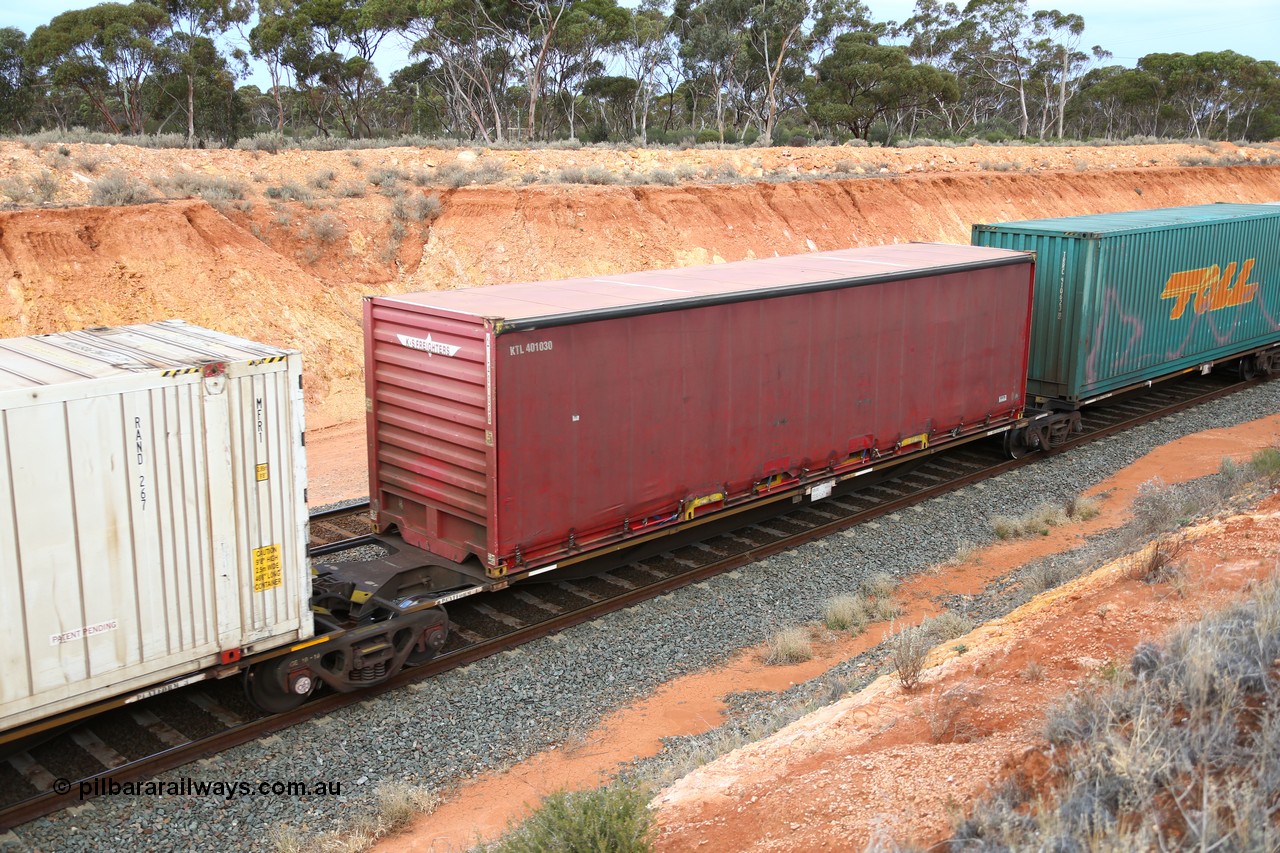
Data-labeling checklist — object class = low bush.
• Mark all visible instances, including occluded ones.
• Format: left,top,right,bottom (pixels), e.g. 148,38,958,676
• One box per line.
30,170,59,203
306,213,345,244
482,785,654,853
582,165,617,185
264,181,312,201
308,169,336,190
391,193,442,223
157,173,247,201
889,622,930,691
90,171,153,206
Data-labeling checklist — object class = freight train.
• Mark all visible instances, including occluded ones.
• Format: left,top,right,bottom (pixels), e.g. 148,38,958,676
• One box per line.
4,202,1279,738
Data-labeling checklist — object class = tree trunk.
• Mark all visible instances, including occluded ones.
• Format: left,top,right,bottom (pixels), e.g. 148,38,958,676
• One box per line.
1056,45,1067,138
187,71,196,145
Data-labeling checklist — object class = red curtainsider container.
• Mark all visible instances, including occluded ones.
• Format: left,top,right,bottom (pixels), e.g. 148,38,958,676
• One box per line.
365,244,1034,578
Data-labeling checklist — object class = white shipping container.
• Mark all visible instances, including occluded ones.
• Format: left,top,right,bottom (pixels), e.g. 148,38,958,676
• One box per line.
0,321,311,734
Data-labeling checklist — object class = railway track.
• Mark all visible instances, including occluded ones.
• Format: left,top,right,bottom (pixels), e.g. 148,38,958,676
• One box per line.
0,370,1255,831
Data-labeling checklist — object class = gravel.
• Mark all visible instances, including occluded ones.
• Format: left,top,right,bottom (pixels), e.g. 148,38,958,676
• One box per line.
11,381,1280,852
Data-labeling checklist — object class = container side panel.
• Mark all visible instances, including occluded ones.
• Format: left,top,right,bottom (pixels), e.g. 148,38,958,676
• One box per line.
1083,222,1280,393
366,303,491,558
491,264,1032,564
8,403,90,693
0,413,31,706
976,209,1280,401
68,395,145,678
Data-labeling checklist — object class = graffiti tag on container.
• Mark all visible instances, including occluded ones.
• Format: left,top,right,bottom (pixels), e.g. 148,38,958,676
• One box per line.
1161,259,1259,320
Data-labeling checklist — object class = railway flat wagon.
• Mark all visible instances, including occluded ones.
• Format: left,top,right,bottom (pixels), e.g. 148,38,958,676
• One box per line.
0,321,311,737
972,203,1280,408
365,243,1035,578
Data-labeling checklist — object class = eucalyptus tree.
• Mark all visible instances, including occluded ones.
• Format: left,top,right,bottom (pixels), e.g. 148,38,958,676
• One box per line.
0,28,34,132
247,0,309,132
285,0,414,137
542,0,629,138
157,0,251,143
804,31,957,139
27,2,171,134
620,0,672,141
406,0,519,141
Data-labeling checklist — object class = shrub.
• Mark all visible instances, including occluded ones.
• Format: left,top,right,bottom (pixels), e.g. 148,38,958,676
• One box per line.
715,162,740,181
0,175,26,202
484,785,653,853
334,181,366,198
1247,447,1280,483
1021,558,1085,596
308,169,336,190
822,581,898,634
157,173,247,201
75,151,106,173
90,171,153,206
391,193,442,222
991,501,1077,539
264,182,312,201
889,622,930,690
1063,494,1101,522
583,165,617,185
1126,535,1186,584
556,166,587,183
920,611,973,643
306,213,345,244
647,169,677,186
367,167,406,186
436,162,471,188
30,170,59,203
764,627,813,664
927,683,982,743
470,161,507,184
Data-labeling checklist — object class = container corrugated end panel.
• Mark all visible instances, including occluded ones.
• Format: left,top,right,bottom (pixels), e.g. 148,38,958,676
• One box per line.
0,320,311,734
972,204,1280,406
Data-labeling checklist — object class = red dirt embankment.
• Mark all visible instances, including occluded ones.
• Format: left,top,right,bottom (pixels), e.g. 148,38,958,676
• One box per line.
2,153,1280,435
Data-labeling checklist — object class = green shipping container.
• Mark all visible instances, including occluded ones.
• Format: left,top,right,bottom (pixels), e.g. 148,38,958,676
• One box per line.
972,203,1280,406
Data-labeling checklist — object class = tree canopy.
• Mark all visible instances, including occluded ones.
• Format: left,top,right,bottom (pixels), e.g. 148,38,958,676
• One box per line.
5,0,1279,145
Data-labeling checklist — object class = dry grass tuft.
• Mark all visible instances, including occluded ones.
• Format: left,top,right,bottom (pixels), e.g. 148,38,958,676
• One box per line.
764,627,813,665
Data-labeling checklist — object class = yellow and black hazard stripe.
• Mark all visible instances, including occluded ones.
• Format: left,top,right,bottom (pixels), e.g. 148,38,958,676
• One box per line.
248,355,287,366
161,366,201,377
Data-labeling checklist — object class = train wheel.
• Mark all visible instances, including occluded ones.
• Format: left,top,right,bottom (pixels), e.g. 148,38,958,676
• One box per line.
246,656,315,714
1240,357,1261,381
404,609,450,667
1003,429,1033,459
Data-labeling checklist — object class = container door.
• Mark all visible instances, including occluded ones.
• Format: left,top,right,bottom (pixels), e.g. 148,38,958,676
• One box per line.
222,364,308,645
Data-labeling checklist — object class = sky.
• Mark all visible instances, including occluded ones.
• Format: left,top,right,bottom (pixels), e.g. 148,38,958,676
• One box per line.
2,0,1278,91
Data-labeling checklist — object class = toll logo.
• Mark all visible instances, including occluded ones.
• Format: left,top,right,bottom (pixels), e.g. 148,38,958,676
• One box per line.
1161,259,1259,320
396,333,460,357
